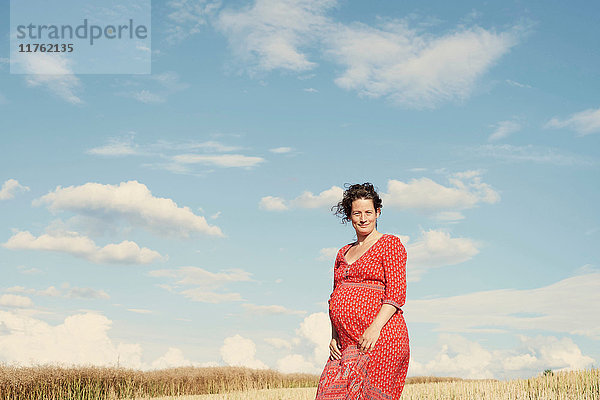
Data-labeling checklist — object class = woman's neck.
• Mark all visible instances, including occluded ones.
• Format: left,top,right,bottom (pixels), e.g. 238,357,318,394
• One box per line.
355,230,382,245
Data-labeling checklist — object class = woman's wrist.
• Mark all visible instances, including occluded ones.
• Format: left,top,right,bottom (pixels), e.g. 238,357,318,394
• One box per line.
368,321,384,331
369,304,397,331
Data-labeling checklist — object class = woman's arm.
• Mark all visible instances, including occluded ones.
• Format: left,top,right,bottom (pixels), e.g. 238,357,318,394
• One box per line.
358,236,407,353
380,235,407,310
329,320,342,360
369,303,398,330
331,320,339,339
358,304,397,353
328,248,342,358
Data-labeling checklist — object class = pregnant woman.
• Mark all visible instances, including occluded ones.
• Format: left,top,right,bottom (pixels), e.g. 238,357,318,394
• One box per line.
316,183,409,400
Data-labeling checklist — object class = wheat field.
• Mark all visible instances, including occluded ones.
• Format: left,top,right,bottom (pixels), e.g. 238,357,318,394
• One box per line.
0,363,598,399
0,363,316,400
145,369,600,400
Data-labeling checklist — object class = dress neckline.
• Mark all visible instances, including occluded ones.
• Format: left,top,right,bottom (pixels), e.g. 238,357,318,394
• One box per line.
342,233,387,266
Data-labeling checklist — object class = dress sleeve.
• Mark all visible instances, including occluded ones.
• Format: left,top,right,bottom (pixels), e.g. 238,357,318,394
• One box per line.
381,235,407,311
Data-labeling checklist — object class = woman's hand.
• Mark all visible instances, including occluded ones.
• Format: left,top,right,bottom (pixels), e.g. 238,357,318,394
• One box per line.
358,325,381,353
329,338,342,360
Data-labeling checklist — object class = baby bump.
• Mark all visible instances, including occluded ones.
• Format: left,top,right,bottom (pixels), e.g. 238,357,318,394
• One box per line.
328,283,385,336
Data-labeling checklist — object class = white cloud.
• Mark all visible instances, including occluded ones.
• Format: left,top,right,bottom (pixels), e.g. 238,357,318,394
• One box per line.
406,272,600,339
87,136,241,157
151,266,253,285
165,0,221,43
295,312,330,364
405,229,480,281
269,146,293,153
409,333,595,380
326,23,519,109
149,266,253,303
545,107,600,136
318,247,338,261
34,181,224,238
271,312,330,374
259,196,288,211
118,71,189,104
410,334,494,379
211,1,520,108
292,186,344,208
88,137,251,176
488,120,521,141
466,144,595,166
150,347,209,369
0,310,219,370
7,285,60,298
65,286,110,299
16,265,43,275
390,233,410,244
131,90,166,104
512,335,595,372
172,140,241,152
242,303,306,315
277,354,319,374
3,230,163,264
0,294,33,308
264,337,292,350
259,176,496,217
215,0,336,73
14,52,83,104
86,135,139,156
0,179,30,200
172,153,265,168
151,71,191,91
127,308,153,314
506,79,532,89
179,289,243,303
382,171,500,213
6,284,109,300
260,186,344,211
434,211,465,221
0,311,143,368
37,286,62,297
575,264,599,275
220,334,268,369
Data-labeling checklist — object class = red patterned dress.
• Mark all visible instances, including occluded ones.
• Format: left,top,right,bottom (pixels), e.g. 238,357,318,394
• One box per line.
316,233,409,400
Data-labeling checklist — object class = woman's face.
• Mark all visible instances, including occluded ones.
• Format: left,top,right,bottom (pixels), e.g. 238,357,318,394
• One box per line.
350,198,380,236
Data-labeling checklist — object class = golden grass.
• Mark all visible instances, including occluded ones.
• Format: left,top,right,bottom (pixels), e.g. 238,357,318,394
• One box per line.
0,363,317,400
0,362,597,400
401,368,600,399
146,368,599,400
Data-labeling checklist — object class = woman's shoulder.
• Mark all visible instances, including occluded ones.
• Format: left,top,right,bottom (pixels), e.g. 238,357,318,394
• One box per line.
382,233,406,250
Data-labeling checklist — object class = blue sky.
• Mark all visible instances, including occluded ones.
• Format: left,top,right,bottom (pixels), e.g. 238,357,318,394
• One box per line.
1,0,599,380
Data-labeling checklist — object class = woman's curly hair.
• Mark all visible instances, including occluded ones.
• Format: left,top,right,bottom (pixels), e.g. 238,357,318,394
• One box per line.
331,182,383,225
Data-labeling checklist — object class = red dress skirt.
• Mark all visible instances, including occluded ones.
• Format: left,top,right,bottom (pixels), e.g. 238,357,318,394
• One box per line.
316,234,409,400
